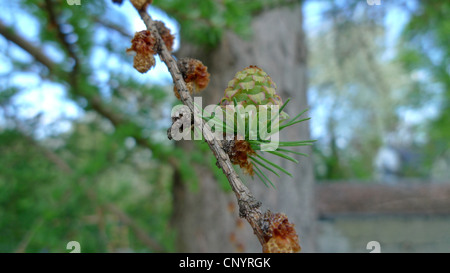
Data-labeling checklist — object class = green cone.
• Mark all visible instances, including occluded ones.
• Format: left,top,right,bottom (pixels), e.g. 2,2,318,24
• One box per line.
210,65,313,188
219,65,289,122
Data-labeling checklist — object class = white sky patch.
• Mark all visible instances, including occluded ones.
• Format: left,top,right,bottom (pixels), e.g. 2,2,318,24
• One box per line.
42,44,65,64
10,78,82,138
410,69,429,82
382,5,410,61
398,105,439,126
308,87,329,139
303,1,327,34
12,84,80,119
0,57,12,74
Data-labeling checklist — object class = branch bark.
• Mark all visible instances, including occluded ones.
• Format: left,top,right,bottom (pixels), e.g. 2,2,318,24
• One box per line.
137,10,268,247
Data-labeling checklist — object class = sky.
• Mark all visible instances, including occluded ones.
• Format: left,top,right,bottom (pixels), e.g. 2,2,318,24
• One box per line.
0,0,419,141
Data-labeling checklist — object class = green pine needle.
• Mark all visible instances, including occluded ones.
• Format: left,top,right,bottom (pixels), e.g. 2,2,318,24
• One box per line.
266,150,299,164
255,154,292,177
275,148,309,157
279,117,311,131
249,140,315,150
252,163,275,188
279,98,291,114
250,156,281,178
277,140,315,147
197,99,314,187
286,108,309,124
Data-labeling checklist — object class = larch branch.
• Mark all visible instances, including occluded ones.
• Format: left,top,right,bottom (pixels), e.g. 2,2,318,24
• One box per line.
136,9,267,246
0,20,56,72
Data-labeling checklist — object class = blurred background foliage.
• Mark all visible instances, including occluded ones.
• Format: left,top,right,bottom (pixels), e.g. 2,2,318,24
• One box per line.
309,0,450,181
0,0,448,252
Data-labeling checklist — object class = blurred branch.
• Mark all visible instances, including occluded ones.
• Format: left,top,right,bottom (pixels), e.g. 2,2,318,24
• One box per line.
14,218,44,253
27,136,73,174
43,0,80,73
92,16,133,39
42,0,129,129
0,10,177,166
0,20,56,72
136,9,268,247
104,203,166,252
0,107,73,173
7,123,166,252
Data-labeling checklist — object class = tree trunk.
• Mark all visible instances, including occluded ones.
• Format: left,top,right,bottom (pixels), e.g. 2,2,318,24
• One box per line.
171,4,316,252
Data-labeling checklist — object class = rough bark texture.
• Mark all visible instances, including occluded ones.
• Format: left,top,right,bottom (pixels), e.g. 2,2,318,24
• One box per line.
171,4,316,252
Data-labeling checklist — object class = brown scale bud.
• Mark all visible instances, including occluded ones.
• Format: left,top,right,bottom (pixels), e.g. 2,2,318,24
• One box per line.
230,140,256,176
133,53,155,73
127,30,157,73
223,139,256,176
130,0,152,10
173,58,210,99
262,211,301,253
154,20,175,52
127,30,156,56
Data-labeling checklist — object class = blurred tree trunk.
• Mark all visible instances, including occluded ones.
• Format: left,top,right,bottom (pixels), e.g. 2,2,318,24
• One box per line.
171,4,316,252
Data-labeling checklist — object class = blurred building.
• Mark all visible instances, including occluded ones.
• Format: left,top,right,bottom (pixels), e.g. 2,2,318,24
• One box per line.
315,183,450,252
375,144,424,183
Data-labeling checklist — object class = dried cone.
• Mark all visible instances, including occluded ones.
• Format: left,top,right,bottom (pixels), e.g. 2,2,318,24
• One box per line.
262,212,301,253
127,30,156,73
225,139,256,176
133,54,155,73
130,0,152,10
155,21,175,52
174,58,210,99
